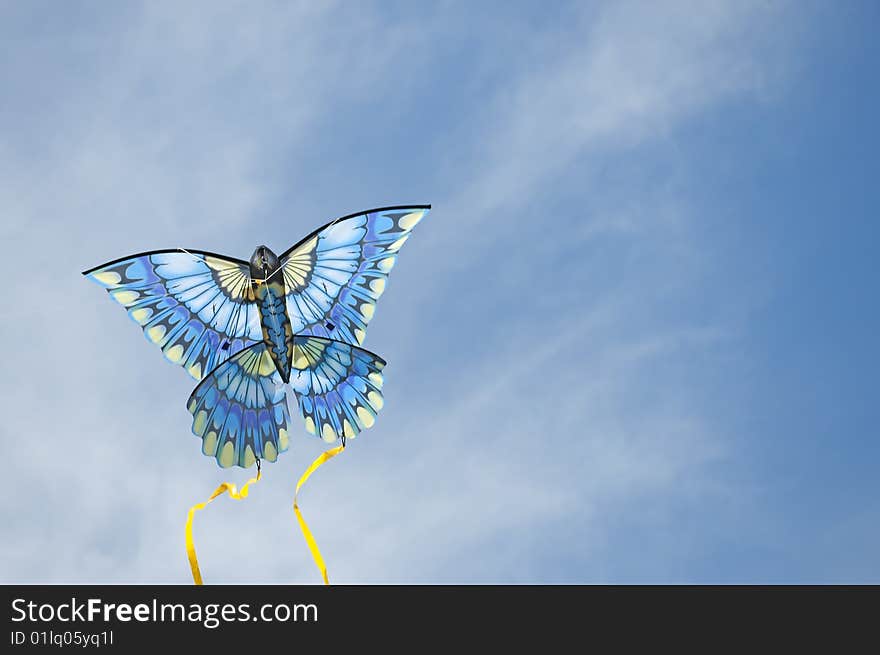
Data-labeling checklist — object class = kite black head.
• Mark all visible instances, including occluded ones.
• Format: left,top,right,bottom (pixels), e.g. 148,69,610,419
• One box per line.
249,245,280,280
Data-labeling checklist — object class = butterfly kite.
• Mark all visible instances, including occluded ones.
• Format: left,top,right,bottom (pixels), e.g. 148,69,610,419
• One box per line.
83,205,430,583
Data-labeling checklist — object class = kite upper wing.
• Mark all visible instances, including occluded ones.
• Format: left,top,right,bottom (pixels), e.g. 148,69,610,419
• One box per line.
83,249,263,381
278,205,430,347
290,335,386,444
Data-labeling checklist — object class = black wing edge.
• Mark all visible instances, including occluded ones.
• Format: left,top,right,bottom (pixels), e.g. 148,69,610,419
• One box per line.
278,204,432,260
82,248,251,276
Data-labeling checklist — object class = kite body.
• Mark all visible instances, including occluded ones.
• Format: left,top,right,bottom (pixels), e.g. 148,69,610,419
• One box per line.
84,205,430,468
249,245,294,382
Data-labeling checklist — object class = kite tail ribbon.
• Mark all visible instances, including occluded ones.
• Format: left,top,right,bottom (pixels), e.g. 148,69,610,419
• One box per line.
185,462,262,585
294,444,346,585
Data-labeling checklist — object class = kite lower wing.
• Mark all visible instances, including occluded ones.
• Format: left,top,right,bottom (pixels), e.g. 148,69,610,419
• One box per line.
290,336,386,443
187,342,291,468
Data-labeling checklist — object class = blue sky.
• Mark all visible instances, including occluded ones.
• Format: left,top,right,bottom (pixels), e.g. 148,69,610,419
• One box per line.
1,0,877,583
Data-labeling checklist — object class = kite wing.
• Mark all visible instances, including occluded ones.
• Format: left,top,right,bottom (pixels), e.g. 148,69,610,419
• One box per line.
187,342,291,468
83,250,263,381
290,336,386,443
278,205,429,346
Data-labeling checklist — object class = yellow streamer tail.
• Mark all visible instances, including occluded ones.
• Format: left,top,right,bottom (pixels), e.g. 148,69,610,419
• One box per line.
185,464,262,585
294,444,345,585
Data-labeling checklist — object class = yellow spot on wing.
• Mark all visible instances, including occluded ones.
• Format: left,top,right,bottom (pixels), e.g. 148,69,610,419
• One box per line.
263,441,277,462
378,257,396,273
398,210,425,230
356,406,375,429
368,372,384,389
188,363,203,380
165,344,185,363
92,271,122,286
193,410,208,435
304,417,316,435
354,328,366,344
361,303,375,320
321,423,336,442
301,236,318,253
343,419,355,438
258,349,276,376
367,391,384,411
130,308,152,325
111,290,139,306
218,441,235,468
369,278,386,294
293,345,310,370
203,431,218,456
243,445,256,469
204,256,236,272
278,428,289,451
147,325,166,343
